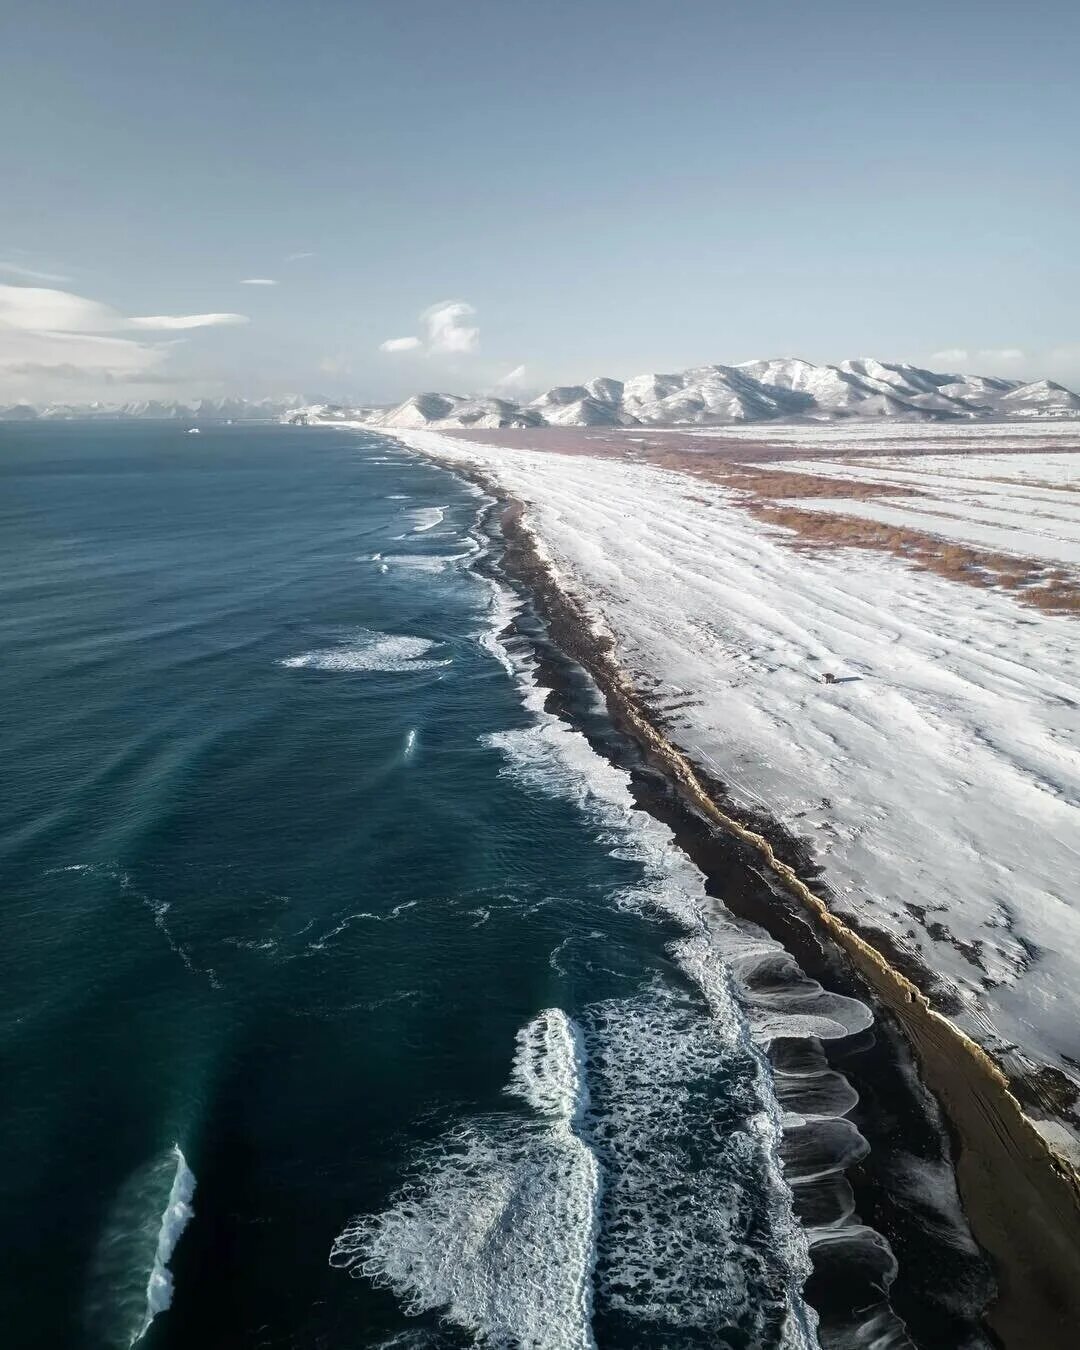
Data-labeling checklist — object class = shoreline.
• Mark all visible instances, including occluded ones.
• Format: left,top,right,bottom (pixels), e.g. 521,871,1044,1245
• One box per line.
456,461,1080,1347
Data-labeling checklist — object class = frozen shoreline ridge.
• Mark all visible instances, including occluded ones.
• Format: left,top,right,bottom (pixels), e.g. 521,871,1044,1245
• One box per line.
377,424,1080,1160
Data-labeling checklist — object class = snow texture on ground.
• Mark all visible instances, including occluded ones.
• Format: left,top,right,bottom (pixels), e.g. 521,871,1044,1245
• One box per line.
753,452,1080,569
388,427,1080,1156
677,420,1080,452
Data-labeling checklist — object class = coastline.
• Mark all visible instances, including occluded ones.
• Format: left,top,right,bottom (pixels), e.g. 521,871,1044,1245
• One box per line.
441,448,1080,1348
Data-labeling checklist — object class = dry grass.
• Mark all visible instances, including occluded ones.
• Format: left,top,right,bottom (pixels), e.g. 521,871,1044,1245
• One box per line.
441,427,1080,614
696,462,919,499
748,502,1080,614
663,455,1080,615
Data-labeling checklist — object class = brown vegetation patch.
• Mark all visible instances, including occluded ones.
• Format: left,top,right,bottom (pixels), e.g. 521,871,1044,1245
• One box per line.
747,501,1080,614
703,462,920,499
441,427,1080,613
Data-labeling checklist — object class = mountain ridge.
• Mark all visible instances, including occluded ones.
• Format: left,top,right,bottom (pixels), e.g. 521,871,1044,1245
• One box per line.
4,359,1079,427
345,357,1080,429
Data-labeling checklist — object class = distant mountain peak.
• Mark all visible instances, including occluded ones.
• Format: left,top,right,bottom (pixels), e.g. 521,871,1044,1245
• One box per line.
352,357,1079,431
11,360,1075,431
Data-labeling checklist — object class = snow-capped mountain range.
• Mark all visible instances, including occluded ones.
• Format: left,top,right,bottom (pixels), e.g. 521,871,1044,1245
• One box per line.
300,357,1080,430
5,359,1079,428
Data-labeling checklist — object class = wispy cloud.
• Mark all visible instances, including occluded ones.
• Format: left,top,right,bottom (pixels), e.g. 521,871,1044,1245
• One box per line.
129,313,249,330
931,347,1026,370
977,347,1024,363
495,363,527,389
379,335,423,352
240,277,278,286
379,300,480,357
284,251,315,262
0,283,248,398
0,260,71,283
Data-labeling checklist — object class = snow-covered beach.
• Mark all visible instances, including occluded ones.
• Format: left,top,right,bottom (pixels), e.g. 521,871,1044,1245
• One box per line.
385,426,1080,1157
304,415,1080,1341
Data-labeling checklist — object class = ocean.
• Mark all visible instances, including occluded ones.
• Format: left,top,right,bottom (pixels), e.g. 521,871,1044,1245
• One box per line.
0,423,986,1350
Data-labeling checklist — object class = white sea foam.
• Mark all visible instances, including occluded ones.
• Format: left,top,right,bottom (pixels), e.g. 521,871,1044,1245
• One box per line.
280,630,450,673
582,982,818,1346
308,899,420,949
408,506,447,532
135,1146,196,1342
374,551,474,573
507,1007,590,1121
86,1143,196,1347
330,1009,600,1350
476,572,521,677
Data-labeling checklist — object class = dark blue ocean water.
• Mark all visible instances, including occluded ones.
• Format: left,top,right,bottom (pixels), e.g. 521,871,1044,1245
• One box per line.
0,423,823,1350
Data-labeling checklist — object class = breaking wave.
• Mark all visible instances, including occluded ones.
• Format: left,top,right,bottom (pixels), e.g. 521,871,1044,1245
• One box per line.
407,506,447,532
137,1146,196,1341
85,1144,196,1347
330,1008,600,1350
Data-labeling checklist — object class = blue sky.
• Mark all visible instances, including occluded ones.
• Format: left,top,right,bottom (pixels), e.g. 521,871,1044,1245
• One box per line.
2,0,1078,403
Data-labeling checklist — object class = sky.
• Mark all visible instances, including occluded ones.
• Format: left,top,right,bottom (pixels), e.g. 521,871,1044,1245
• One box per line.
1,0,1078,405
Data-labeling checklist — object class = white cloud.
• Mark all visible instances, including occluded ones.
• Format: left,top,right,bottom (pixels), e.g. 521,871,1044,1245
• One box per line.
0,283,248,399
240,277,278,286
423,300,479,354
379,300,481,357
495,363,528,388
976,347,1024,363
379,335,423,352
0,261,71,283
0,285,119,333
129,312,249,330
0,326,167,387
931,347,1027,371
284,250,315,262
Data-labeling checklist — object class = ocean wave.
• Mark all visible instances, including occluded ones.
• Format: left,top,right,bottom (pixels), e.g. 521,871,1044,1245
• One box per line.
85,1144,196,1347
280,630,450,673
475,572,520,678
582,981,818,1346
407,506,447,532
330,1008,600,1350
136,1146,196,1342
368,550,476,574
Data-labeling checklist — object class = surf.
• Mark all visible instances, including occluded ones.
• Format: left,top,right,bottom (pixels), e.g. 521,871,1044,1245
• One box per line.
330,1008,601,1350
85,1144,196,1348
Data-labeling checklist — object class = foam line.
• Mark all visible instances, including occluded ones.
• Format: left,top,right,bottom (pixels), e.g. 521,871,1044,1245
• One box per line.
331,1009,600,1350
